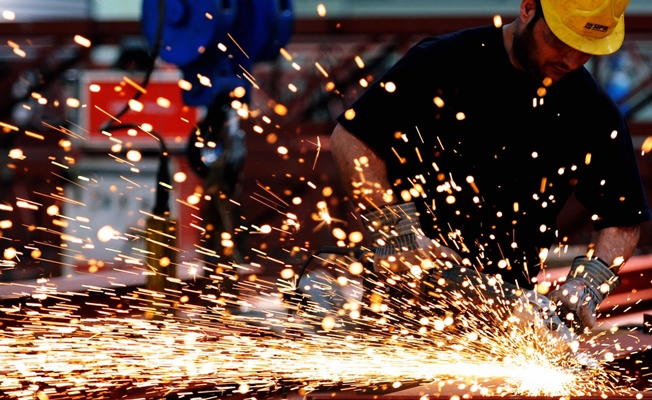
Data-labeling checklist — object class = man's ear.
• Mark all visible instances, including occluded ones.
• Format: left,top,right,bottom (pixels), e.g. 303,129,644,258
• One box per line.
519,0,538,25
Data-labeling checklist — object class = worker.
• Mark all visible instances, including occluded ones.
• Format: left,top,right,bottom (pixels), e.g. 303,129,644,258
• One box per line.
330,0,651,333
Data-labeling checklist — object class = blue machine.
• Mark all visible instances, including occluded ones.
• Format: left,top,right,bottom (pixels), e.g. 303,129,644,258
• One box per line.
141,0,294,265
142,0,294,106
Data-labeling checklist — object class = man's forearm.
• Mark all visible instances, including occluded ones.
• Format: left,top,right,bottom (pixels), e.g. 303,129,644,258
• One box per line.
591,224,641,272
330,124,394,208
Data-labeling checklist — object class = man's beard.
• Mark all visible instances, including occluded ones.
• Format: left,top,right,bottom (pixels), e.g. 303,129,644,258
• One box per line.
512,18,545,81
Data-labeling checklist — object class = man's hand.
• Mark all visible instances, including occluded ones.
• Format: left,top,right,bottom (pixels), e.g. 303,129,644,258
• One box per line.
547,256,620,333
362,202,462,274
375,236,462,274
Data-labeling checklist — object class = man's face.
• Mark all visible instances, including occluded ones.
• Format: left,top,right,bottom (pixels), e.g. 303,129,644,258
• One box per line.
513,14,593,83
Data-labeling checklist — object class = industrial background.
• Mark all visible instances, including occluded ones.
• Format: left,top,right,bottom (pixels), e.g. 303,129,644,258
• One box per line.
1,4,651,264
0,1,652,398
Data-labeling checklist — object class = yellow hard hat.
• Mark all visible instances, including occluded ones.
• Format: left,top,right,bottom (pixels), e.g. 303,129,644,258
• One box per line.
540,0,629,55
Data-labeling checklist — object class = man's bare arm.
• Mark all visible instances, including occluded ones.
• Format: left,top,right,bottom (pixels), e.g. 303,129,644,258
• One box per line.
548,224,641,331
591,224,641,272
330,123,393,208
330,123,463,264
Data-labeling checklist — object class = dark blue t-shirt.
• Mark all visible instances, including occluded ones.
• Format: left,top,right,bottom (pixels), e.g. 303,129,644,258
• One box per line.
337,25,651,288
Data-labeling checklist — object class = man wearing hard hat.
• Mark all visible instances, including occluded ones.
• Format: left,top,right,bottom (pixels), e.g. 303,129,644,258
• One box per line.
330,0,651,333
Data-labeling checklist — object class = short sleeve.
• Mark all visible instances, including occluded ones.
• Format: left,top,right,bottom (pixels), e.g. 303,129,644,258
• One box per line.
336,39,449,161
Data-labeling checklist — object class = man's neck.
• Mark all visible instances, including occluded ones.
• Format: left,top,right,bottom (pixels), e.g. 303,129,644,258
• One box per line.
502,22,523,71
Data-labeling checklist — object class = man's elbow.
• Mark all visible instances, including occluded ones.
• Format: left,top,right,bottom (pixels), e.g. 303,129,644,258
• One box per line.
330,123,352,156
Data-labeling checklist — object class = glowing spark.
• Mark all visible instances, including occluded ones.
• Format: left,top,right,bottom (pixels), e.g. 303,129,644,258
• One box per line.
433,97,445,108
126,150,142,162
228,32,249,59
641,137,652,155
233,86,246,98
315,62,329,78
66,98,81,108
73,35,91,48
123,75,147,94
198,73,212,87
8,148,24,160
128,99,144,112
178,80,193,91
0,121,18,131
173,172,187,183
274,104,288,116
312,136,322,170
317,3,327,17
25,131,44,140
280,47,292,61
332,227,346,240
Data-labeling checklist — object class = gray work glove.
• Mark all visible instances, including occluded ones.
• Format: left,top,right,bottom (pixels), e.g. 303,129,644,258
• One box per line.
547,256,620,333
362,202,461,273
363,202,423,256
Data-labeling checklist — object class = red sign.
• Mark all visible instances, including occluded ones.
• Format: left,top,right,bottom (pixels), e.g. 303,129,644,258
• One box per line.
80,70,199,150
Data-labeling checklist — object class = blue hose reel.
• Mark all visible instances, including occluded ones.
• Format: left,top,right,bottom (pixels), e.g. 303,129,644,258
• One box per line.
142,0,293,106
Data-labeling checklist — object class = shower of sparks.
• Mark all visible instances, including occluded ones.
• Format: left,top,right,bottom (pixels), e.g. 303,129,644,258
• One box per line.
0,261,631,399
0,25,649,400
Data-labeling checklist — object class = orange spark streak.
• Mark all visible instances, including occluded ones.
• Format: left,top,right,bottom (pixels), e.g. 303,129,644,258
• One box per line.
95,105,122,124
41,121,85,140
25,131,44,140
0,121,19,131
33,191,86,206
65,119,90,135
108,153,136,167
123,76,147,94
51,172,87,190
228,33,249,59
256,181,290,207
315,62,329,77
175,198,200,210
34,257,79,268
120,176,141,187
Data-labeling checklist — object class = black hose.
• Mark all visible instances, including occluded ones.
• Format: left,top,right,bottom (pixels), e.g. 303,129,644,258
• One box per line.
98,0,171,215
100,0,166,130
103,123,171,215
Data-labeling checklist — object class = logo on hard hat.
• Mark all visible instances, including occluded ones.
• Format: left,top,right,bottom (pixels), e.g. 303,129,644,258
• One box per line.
583,23,609,33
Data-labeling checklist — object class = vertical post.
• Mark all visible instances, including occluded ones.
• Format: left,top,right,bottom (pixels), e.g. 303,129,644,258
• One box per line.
145,213,178,318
